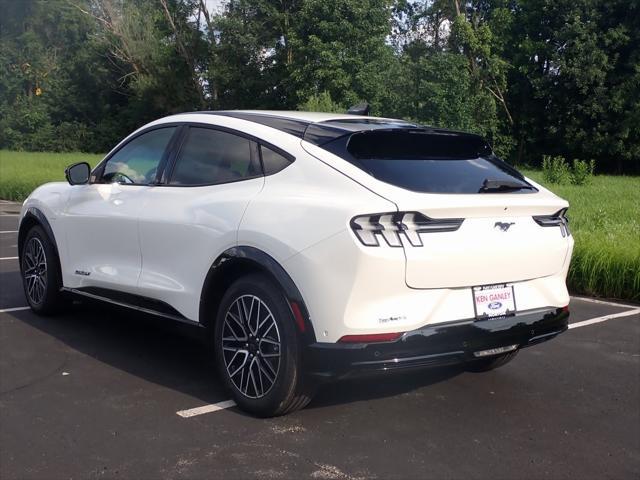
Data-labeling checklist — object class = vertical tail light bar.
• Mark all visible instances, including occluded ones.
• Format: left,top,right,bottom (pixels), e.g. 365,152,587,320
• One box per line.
533,208,571,237
350,212,464,247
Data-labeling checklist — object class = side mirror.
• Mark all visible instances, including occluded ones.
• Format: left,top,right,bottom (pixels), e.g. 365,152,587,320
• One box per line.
65,162,91,185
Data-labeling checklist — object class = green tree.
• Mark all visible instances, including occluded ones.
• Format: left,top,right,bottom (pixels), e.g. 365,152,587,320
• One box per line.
1,0,638,173
0,0,102,150
447,0,516,158
207,0,295,109
506,0,640,171
289,0,398,113
298,91,344,112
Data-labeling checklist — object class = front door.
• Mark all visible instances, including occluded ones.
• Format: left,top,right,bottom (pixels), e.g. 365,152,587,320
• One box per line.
62,126,179,293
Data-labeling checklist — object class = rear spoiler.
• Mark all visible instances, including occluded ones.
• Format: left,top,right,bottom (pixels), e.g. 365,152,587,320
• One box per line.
346,129,492,160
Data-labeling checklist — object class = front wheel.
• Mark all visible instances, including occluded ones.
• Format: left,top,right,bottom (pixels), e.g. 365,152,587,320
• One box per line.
465,350,519,372
20,225,66,315
214,274,314,417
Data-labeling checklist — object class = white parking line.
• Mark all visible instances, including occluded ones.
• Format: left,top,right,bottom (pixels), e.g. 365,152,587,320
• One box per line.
572,296,639,310
176,400,237,418
568,308,640,329
0,306,30,313
0,257,18,260
0,231,18,234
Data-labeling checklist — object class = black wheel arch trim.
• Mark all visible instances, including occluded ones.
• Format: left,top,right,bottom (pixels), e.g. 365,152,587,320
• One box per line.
201,246,317,344
18,208,61,263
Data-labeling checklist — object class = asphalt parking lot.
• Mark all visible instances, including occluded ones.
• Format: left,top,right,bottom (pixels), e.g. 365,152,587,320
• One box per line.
1,202,639,479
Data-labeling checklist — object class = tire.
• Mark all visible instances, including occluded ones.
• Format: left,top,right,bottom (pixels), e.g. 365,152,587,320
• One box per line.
214,273,314,417
465,350,519,372
20,225,66,315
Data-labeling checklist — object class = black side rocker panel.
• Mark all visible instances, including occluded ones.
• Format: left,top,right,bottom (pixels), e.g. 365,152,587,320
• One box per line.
65,286,200,326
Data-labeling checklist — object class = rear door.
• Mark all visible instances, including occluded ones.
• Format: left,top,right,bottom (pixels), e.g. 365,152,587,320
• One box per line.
136,125,264,321
396,192,571,289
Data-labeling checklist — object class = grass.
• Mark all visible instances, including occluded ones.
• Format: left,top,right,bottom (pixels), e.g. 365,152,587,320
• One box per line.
0,151,638,300
0,150,104,201
523,170,640,301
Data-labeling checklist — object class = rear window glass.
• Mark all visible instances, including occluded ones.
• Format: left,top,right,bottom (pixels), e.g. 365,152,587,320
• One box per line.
338,130,534,194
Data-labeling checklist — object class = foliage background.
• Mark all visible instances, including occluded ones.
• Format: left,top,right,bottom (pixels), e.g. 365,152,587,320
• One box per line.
1,0,639,172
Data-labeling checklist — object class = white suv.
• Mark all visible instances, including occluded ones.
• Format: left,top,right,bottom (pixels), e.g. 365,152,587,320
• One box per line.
19,111,573,416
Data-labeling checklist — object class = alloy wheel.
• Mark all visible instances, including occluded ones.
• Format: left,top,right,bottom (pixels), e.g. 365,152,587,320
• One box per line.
221,294,281,399
22,237,48,305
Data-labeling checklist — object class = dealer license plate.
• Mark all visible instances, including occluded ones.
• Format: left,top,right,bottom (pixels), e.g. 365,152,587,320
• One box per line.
472,284,516,319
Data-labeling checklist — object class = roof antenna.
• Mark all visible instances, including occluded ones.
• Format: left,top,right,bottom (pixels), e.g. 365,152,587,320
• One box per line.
347,102,370,116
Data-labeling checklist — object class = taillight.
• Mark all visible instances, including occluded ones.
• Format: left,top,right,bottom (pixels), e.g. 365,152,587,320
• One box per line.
350,211,463,247
338,332,403,343
533,208,571,237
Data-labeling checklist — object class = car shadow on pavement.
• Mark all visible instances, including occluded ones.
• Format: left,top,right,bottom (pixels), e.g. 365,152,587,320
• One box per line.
9,300,227,402
309,367,464,410
9,299,463,412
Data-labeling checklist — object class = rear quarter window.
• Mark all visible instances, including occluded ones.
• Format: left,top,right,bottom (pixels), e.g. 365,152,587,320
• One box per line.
260,145,293,175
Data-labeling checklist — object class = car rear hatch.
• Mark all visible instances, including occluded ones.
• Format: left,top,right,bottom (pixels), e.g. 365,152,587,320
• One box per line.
318,128,572,289
395,193,571,288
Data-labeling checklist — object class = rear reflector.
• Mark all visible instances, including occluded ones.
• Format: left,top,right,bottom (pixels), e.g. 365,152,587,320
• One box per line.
338,332,403,343
290,301,306,332
561,305,570,313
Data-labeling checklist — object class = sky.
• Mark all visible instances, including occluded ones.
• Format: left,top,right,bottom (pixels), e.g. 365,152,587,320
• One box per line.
204,0,227,14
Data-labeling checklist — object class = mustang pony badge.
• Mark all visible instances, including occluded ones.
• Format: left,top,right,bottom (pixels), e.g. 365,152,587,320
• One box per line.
494,221,515,231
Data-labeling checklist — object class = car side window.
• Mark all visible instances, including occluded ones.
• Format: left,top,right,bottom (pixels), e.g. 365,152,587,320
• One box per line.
260,145,292,175
102,127,177,185
169,127,258,186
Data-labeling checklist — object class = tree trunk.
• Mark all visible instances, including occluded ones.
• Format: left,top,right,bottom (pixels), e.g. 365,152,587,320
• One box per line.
160,0,206,108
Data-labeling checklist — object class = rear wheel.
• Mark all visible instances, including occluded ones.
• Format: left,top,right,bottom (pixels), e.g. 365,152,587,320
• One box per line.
214,273,313,417
465,350,519,372
20,225,66,315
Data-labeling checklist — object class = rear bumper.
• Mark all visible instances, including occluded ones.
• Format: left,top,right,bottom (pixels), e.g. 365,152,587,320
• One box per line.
304,307,568,379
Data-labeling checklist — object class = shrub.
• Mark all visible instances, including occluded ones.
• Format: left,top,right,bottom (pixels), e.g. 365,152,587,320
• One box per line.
570,159,596,185
542,156,596,185
298,91,344,113
542,155,571,184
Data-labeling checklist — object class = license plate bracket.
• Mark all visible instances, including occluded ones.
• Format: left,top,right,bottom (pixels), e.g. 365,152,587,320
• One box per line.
472,283,517,319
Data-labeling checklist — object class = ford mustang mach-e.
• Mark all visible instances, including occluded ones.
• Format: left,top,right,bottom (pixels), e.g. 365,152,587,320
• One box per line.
18,111,573,416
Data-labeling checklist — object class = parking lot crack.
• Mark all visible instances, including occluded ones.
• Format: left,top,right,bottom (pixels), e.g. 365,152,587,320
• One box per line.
0,353,69,396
